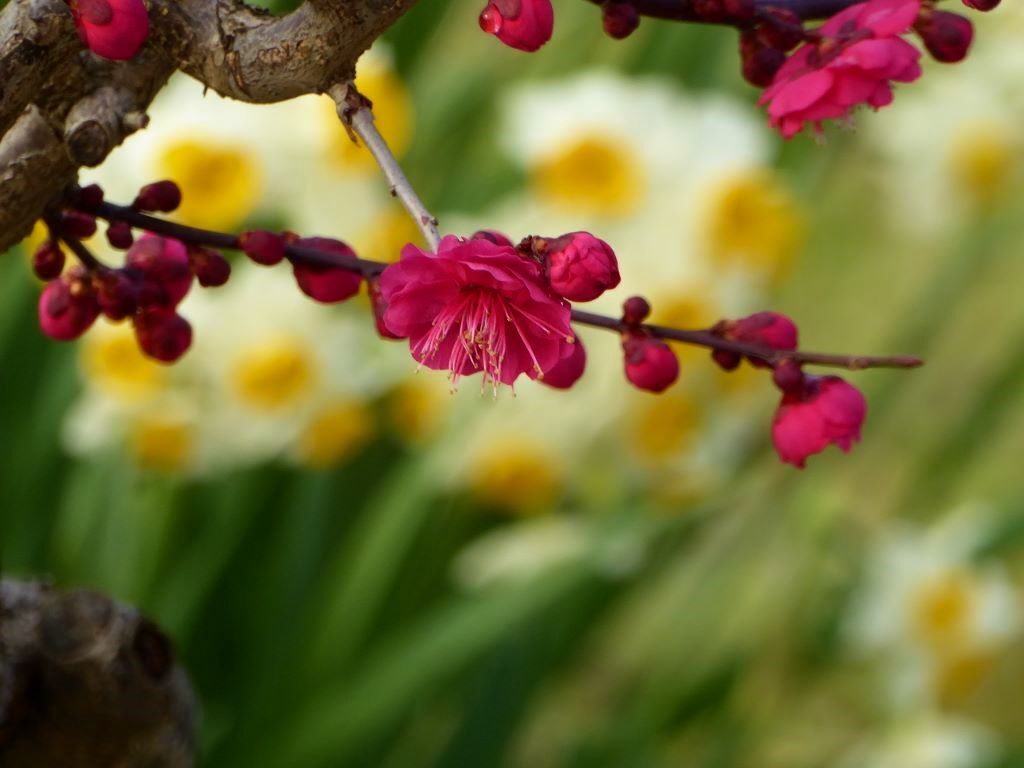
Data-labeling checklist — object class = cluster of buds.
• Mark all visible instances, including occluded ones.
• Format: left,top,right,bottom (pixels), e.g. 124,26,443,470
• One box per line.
474,0,1001,139
64,0,149,60
619,296,680,393
711,311,866,466
747,0,992,137
36,182,230,363
41,182,915,469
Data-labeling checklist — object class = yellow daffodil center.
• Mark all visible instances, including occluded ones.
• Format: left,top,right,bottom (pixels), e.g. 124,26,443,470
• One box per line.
948,121,1018,207
704,170,805,278
912,571,976,651
295,398,374,469
468,438,563,513
628,393,700,462
130,414,192,473
231,337,317,412
533,135,643,215
937,649,996,705
158,139,263,231
329,63,413,170
81,323,166,401
388,379,449,444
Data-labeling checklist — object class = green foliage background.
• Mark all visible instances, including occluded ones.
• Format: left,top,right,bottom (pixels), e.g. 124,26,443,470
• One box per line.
4,0,1024,766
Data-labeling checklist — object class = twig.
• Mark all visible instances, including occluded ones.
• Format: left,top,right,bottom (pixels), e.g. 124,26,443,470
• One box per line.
328,82,441,251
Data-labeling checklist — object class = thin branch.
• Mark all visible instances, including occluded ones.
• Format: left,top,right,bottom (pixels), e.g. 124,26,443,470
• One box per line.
77,197,922,372
570,309,923,370
329,82,441,251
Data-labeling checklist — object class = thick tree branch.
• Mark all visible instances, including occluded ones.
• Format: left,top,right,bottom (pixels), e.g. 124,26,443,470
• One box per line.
0,0,420,253
0,579,196,767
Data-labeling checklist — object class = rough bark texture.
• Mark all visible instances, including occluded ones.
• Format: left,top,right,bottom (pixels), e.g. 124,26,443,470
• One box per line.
0,579,196,767
0,0,420,252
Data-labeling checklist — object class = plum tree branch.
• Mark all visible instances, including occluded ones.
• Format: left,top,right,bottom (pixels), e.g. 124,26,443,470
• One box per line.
76,197,922,372
0,0,421,253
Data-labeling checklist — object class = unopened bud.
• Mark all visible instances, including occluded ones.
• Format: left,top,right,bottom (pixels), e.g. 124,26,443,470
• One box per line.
32,241,66,281
240,229,287,266
133,180,182,213
602,2,640,39
189,247,231,288
622,295,651,325
916,10,973,63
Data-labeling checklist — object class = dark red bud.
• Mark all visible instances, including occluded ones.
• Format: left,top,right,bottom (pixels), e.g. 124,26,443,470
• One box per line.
32,240,66,281
622,295,651,325
189,247,231,288
741,41,787,87
77,183,105,209
712,348,741,371
95,269,139,321
60,210,98,240
602,2,640,39
134,308,192,363
772,358,804,393
240,230,287,266
916,10,973,63
133,180,182,213
106,221,134,249
961,0,999,11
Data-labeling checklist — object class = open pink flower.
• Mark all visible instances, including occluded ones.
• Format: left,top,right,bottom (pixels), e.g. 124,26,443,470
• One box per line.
380,235,574,387
479,0,554,52
760,0,922,138
772,375,867,467
68,0,149,61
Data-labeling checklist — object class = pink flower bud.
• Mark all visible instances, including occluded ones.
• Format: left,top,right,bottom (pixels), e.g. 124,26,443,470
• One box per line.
368,276,402,340
962,0,999,10
602,2,640,39
542,337,586,389
125,235,193,308
479,0,554,52
95,269,139,321
291,237,362,303
134,308,192,363
133,180,182,213
60,210,97,240
189,247,231,288
772,375,866,468
623,335,679,392
38,271,99,341
545,232,620,302
106,221,134,249
915,10,973,63
240,230,287,266
622,295,651,325
70,0,149,61
471,230,514,247
32,241,66,281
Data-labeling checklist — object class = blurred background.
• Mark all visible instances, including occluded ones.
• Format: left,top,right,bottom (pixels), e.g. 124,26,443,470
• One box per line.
3,0,1024,765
